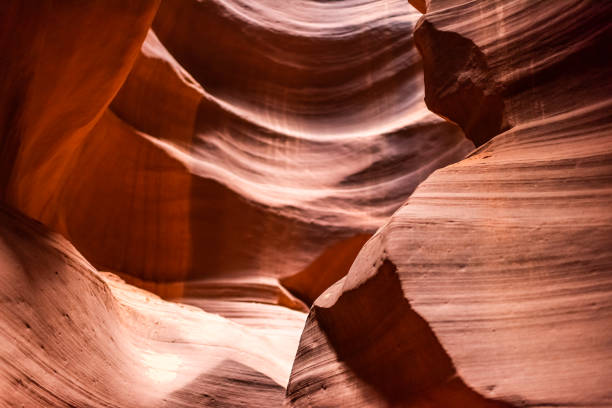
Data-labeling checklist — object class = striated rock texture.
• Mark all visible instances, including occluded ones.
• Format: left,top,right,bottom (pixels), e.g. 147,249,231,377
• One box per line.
1,0,611,406
1,0,471,293
0,203,303,407
0,0,475,406
412,0,612,146
287,0,612,407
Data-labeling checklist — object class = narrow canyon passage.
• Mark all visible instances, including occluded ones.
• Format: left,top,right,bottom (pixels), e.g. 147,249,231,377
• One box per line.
0,0,610,407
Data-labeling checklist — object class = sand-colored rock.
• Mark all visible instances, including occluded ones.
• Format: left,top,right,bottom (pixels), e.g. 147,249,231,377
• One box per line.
0,203,305,407
0,1,476,406
107,0,472,286
287,1,612,406
2,0,610,406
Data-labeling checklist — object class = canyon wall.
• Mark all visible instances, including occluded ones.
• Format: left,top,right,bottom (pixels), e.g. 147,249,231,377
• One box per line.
0,0,473,406
0,0,610,406
1,0,471,296
287,1,612,406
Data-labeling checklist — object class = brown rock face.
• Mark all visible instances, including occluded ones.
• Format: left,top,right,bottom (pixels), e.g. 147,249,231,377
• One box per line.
1,0,471,287
413,0,612,146
288,252,513,407
287,0,612,407
0,0,476,406
0,1,160,206
1,0,611,406
0,203,300,406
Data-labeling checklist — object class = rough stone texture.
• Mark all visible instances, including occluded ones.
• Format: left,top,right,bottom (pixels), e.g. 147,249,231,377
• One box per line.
287,1,612,407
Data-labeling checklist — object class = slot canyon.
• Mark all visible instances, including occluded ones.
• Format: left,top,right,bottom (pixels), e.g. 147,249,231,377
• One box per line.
0,0,610,407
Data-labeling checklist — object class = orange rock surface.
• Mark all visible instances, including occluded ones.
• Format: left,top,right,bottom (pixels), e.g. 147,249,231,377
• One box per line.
1,0,610,406
2,0,470,289
0,203,301,406
287,0,612,406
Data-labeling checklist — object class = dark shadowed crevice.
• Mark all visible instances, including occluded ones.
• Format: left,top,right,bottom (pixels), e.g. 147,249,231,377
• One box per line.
414,19,511,146
280,234,371,306
409,0,428,14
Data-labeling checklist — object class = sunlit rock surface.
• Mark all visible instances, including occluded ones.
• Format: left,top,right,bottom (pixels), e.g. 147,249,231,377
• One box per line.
0,0,476,406
1,0,610,406
287,0,612,407
0,203,301,407
2,0,471,290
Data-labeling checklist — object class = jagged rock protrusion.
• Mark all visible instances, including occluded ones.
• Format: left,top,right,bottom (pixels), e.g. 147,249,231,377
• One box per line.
413,0,612,145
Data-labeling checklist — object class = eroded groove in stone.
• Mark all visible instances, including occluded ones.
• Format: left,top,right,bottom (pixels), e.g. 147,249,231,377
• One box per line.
1,0,472,290
0,1,476,406
1,0,610,406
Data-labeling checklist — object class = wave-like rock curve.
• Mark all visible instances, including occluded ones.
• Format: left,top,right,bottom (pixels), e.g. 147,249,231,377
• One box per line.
0,0,475,406
0,203,303,406
287,0,612,406
2,0,471,293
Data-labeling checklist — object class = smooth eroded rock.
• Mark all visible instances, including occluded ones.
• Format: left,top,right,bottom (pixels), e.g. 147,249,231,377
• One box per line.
287,1,612,406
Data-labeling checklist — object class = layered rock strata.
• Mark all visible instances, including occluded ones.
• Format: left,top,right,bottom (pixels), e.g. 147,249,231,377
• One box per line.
0,1,477,406
286,1,612,406
0,203,303,407
1,0,471,292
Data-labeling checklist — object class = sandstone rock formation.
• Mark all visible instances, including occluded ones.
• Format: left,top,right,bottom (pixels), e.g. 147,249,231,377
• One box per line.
287,0,612,406
1,0,610,406
0,0,474,406
0,203,301,406
1,0,471,294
